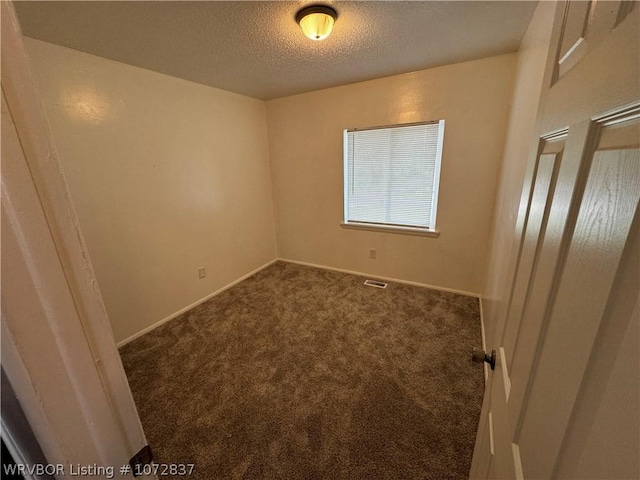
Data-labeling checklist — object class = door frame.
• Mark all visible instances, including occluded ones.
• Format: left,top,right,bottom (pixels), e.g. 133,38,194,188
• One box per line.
1,0,148,466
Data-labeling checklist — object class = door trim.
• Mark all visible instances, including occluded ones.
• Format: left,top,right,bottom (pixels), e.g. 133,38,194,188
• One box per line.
1,0,148,464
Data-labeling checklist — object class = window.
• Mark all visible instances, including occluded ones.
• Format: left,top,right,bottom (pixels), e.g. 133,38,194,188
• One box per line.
343,120,445,235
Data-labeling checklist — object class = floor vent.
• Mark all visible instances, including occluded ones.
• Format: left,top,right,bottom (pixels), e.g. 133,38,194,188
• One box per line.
364,279,387,289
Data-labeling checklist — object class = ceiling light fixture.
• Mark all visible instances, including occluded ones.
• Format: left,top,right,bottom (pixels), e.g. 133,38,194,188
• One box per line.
296,5,338,41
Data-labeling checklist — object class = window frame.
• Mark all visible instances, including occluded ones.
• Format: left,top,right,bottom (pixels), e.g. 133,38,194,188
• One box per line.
341,119,445,237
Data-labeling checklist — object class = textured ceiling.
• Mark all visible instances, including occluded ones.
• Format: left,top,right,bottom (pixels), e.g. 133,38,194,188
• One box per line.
15,1,537,100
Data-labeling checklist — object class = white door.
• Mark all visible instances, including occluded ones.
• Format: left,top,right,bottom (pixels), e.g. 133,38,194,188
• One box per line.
472,2,640,478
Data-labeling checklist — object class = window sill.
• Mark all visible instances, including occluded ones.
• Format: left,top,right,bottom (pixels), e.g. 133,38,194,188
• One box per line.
340,222,440,238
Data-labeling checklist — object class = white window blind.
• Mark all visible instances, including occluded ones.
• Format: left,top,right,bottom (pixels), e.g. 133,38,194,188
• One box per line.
344,120,445,231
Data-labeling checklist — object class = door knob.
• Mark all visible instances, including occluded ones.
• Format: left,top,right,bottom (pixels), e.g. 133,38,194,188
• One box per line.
472,348,496,370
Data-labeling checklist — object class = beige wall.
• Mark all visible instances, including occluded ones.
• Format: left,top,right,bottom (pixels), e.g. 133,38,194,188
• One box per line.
267,54,516,294
25,39,519,343
25,38,277,344
481,2,555,342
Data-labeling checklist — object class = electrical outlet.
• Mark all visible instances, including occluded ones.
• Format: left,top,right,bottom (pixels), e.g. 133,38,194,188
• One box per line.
369,248,377,259
198,267,206,279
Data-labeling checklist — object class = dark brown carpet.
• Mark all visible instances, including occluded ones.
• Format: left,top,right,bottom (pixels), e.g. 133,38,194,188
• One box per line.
120,261,484,480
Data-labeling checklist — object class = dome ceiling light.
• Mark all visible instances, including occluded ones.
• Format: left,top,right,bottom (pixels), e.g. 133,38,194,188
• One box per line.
296,5,338,41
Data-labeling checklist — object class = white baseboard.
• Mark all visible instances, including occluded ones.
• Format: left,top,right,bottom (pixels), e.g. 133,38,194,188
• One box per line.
512,443,524,480
118,257,482,348
116,258,278,348
278,257,481,298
